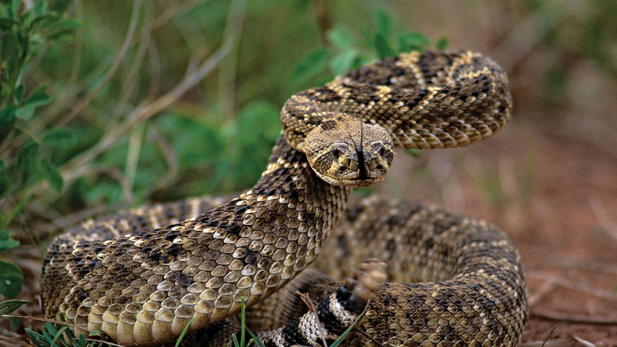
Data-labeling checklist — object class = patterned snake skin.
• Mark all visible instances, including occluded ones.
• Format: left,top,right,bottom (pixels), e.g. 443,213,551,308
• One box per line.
41,50,526,346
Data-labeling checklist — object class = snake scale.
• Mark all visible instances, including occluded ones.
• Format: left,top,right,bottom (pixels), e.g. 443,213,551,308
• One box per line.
41,50,527,346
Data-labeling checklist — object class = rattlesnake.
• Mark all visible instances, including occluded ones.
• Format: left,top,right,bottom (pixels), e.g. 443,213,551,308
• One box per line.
41,50,527,346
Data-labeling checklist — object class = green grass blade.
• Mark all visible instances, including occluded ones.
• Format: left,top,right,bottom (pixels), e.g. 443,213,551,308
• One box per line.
50,325,69,347
240,297,246,347
175,316,196,347
329,304,369,347
247,330,265,347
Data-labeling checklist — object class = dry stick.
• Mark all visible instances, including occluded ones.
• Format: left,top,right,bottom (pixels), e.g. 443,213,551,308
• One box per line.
59,0,246,185
526,271,617,302
541,327,555,347
124,123,145,200
490,6,565,72
68,0,84,88
2,0,198,158
521,339,580,347
527,276,558,308
589,195,617,243
217,0,248,116
110,25,153,121
531,310,617,325
525,260,617,276
353,327,386,347
37,0,197,132
298,292,329,347
146,37,162,99
148,128,179,192
61,41,233,185
58,0,142,129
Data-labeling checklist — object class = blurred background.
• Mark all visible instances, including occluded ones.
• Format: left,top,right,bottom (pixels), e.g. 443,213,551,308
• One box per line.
1,0,616,345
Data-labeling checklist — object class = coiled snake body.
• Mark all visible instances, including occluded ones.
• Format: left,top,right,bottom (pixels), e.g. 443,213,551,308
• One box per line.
42,50,527,346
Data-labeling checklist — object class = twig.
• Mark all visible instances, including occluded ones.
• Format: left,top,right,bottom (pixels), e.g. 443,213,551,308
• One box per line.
217,0,248,116
589,195,617,243
526,271,617,302
521,338,578,347
110,8,153,121
2,315,83,331
147,37,162,99
531,310,617,325
542,327,555,347
148,128,179,192
573,336,598,347
528,276,557,308
59,0,143,128
490,6,566,72
353,328,386,347
124,123,145,199
68,0,83,88
60,3,243,185
298,292,329,347
525,260,617,276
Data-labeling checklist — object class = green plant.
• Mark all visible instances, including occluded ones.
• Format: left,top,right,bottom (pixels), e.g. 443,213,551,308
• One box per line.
291,9,448,88
0,0,78,299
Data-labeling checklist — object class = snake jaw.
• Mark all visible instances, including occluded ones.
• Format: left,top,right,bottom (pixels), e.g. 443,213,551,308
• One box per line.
304,116,394,187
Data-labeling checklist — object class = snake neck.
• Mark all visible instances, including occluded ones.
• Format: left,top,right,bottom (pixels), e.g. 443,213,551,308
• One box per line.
42,135,351,346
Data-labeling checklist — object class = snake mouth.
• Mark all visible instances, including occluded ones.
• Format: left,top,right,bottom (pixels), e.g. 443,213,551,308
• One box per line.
345,177,384,187
315,172,385,187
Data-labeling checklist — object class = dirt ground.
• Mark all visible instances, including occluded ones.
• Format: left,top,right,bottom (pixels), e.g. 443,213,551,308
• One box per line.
3,121,617,346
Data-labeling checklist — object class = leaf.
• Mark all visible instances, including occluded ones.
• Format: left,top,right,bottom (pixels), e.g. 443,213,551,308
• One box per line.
329,50,358,75
398,32,430,52
2,193,32,229
50,19,82,31
373,33,394,60
0,106,16,142
50,326,69,347
0,18,19,29
0,167,16,197
327,26,354,48
40,157,63,192
291,48,330,84
16,141,39,173
0,260,23,298
11,0,20,16
435,36,449,50
0,229,19,251
23,85,52,107
405,148,421,157
13,84,24,104
0,160,4,171
15,103,35,120
375,10,392,37
33,1,48,17
43,128,76,149
0,299,28,316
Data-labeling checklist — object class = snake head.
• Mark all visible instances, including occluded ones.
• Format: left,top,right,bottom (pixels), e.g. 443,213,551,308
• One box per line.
303,114,395,187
